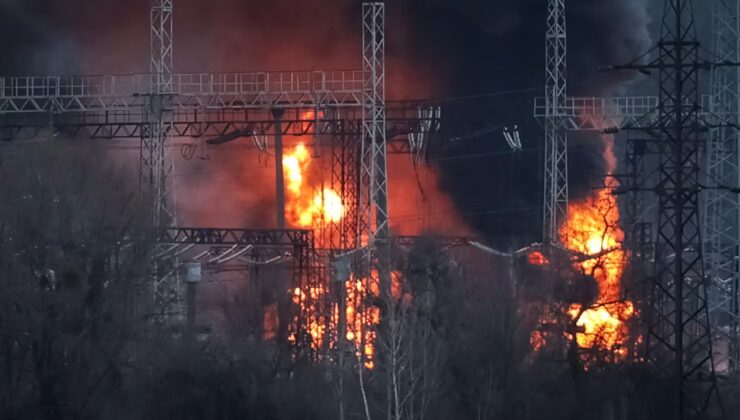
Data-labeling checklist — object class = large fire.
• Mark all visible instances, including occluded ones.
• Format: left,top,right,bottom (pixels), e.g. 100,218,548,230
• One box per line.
531,135,635,361
559,180,634,356
291,271,398,370
281,142,386,369
283,143,344,228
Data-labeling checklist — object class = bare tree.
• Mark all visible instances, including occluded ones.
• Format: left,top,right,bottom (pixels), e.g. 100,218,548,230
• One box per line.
0,141,151,420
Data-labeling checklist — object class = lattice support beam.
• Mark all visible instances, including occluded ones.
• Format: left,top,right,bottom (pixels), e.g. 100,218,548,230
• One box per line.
151,0,173,93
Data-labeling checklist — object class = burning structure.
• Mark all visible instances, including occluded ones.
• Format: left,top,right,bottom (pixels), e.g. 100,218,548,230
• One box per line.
0,0,738,419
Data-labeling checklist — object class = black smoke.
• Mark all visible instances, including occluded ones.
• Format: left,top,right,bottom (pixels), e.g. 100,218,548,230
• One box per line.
389,0,653,244
0,0,654,243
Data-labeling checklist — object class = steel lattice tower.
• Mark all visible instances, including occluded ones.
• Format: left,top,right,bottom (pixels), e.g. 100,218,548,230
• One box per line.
543,0,569,242
704,0,740,374
359,2,391,295
621,1,724,417
142,0,175,227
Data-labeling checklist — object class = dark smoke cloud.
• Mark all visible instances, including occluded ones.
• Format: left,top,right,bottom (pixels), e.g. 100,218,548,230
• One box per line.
393,0,654,244
0,0,656,242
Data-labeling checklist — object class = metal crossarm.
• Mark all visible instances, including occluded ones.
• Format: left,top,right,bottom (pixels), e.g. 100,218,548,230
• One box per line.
156,227,314,248
533,95,731,131
0,101,441,141
0,71,364,113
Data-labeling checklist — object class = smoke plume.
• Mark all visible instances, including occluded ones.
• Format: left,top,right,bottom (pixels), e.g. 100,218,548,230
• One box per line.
0,0,655,241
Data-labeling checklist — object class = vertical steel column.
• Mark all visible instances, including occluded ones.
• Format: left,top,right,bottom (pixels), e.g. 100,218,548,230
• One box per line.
147,0,179,317
274,109,286,229
705,0,740,374
359,2,390,294
543,0,569,243
143,0,175,227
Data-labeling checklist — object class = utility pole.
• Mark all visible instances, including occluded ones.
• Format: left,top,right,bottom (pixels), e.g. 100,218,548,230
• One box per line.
543,0,569,243
613,1,724,417
704,0,740,374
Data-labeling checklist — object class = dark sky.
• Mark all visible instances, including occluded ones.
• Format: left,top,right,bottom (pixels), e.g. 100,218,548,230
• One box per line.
0,0,668,244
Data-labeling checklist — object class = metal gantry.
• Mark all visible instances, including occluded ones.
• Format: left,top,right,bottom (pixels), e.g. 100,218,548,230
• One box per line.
153,227,317,352
0,0,440,345
704,0,740,374
542,0,569,243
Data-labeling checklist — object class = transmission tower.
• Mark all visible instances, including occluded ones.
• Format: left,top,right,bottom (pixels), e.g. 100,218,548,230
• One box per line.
704,0,740,374
359,2,391,296
615,1,724,417
142,0,175,227
543,0,569,242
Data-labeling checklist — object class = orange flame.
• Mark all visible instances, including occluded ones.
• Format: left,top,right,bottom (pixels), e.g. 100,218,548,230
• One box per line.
530,131,635,359
560,182,634,355
344,275,382,369
281,142,394,369
283,143,345,229
528,251,549,266
289,270,402,370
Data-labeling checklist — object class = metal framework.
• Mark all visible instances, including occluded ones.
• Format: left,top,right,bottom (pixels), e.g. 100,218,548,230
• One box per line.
533,95,734,131
654,2,720,415
616,1,723,417
145,0,175,226
150,0,174,93
154,227,317,353
624,137,657,261
704,0,740,374
0,100,439,148
156,227,313,247
0,1,442,335
146,0,177,317
329,133,360,250
359,2,391,294
542,0,568,242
